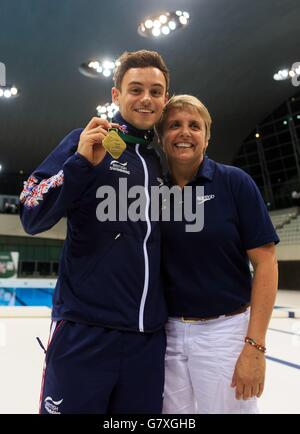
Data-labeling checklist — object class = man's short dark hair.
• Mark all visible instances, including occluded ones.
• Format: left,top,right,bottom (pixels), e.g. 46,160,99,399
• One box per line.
113,50,169,92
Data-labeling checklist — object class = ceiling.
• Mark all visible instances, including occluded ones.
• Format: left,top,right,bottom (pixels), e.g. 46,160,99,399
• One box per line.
0,0,299,183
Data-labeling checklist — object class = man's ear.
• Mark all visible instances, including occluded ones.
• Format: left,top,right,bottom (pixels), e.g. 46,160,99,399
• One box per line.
111,87,119,105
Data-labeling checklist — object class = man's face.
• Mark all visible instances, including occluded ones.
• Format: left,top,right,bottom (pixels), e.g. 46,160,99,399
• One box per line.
112,67,167,130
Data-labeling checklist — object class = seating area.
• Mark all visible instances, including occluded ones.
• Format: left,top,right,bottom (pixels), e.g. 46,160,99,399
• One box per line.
270,207,300,244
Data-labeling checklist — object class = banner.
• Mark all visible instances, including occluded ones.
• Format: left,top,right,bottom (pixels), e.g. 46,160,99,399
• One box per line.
0,251,19,305
0,251,19,278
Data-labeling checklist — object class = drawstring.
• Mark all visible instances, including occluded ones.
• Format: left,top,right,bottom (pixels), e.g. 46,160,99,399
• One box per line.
36,337,47,354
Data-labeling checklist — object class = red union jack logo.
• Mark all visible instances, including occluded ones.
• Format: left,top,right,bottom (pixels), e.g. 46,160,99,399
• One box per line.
20,170,64,208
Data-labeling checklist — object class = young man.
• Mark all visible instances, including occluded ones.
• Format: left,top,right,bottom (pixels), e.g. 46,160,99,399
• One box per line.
20,50,169,414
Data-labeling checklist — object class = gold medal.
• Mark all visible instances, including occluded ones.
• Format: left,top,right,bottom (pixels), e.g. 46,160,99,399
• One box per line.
102,128,127,159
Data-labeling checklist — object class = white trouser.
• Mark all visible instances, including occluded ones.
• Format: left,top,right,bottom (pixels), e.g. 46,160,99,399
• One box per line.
163,309,259,414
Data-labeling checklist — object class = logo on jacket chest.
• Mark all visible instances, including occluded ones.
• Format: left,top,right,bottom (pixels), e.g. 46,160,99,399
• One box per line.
109,160,130,175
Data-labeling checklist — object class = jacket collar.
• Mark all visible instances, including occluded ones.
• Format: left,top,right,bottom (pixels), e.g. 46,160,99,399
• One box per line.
113,111,154,145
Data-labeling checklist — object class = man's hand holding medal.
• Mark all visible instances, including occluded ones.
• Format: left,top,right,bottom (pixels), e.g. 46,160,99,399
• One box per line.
77,117,126,165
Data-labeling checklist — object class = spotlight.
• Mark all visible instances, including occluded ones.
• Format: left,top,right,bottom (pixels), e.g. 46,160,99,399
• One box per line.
0,85,19,99
159,15,167,24
152,28,161,37
0,62,19,99
273,63,300,85
138,10,190,38
162,26,170,35
145,19,153,29
79,58,117,79
103,69,111,77
96,102,119,119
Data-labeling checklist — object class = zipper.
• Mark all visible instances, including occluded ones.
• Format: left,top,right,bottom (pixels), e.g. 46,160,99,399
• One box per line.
135,143,151,332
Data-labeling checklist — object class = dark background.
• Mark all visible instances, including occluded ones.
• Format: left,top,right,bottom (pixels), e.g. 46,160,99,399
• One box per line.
0,0,299,179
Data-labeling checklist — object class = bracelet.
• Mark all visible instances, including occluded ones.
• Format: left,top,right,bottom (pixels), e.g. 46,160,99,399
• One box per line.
244,336,266,353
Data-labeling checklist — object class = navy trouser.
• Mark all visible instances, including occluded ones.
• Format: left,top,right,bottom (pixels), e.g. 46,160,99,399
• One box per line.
39,320,166,414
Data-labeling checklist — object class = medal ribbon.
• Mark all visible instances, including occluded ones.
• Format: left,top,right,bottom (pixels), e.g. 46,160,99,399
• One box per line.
117,131,151,145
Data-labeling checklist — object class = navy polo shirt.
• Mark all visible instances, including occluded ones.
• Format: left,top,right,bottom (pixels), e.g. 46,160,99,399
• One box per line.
161,157,279,317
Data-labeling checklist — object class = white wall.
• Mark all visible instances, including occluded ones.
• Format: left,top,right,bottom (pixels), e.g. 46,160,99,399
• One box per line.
0,214,66,240
0,214,299,260
276,244,300,260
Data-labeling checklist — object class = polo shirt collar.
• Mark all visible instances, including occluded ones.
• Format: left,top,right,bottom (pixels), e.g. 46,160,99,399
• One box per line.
164,156,216,185
194,156,215,182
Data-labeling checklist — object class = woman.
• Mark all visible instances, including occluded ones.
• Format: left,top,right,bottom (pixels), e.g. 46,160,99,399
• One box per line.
156,95,279,414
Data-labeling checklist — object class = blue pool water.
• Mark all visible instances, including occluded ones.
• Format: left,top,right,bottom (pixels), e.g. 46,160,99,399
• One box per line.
0,287,54,307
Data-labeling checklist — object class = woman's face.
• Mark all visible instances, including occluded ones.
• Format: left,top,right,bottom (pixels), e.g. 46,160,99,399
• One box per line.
161,107,208,167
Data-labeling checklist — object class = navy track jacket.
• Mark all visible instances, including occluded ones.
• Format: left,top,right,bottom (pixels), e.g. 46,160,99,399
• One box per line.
20,113,167,332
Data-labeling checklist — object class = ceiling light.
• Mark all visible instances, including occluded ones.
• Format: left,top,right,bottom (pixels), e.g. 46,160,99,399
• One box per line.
79,58,117,79
273,63,300,85
145,19,153,29
0,62,19,100
159,15,167,24
152,28,161,37
96,102,119,119
153,20,161,28
103,60,115,70
0,86,19,99
10,86,18,96
168,21,176,30
103,69,111,77
97,106,107,114
138,10,190,38
179,16,188,25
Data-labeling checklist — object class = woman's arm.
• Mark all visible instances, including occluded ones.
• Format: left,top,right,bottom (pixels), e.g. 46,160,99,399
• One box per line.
231,243,278,400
